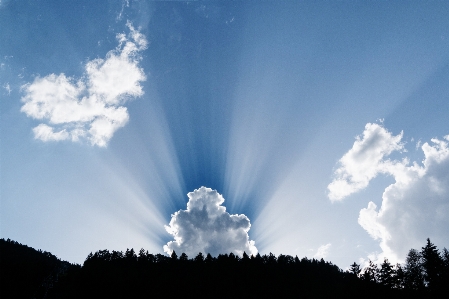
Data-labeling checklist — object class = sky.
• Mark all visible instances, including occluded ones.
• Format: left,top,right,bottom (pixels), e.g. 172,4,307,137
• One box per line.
1,0,448,268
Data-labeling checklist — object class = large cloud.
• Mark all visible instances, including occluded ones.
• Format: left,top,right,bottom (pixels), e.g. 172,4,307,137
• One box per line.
20,21,147,147
329,123,449,263
164,187,258,257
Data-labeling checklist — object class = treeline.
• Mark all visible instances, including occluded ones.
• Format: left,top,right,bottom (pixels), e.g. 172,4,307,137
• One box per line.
49,241,448,298
50,249,391,298
349,238,449,296
1,238,448,298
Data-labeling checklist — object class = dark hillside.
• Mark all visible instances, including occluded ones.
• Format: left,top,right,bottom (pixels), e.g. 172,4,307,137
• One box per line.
0,238,78,299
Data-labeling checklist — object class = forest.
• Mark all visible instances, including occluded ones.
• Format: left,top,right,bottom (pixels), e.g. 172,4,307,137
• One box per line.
1,238,448,298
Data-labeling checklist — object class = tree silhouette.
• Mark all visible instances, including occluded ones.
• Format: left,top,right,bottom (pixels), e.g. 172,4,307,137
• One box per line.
205,253,213,264
379,258,394,288
393,263,405,289
349,262,361,277
404,248,425,290
441,248,449,293
194,252,204,263
421,238,443,291
180,252,188,261
362,260,378,283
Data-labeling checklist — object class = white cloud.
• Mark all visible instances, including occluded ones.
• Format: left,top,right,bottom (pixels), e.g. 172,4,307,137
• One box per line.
3,83,11,95
327,123,404,201
32,124,70,141
314,243,331,259
331,124,449,264
415,139,422,150
117,0,130,21
20,22,147,147
163,187,258,258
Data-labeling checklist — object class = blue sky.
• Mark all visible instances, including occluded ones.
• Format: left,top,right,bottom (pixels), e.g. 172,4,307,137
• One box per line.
1,0,448,267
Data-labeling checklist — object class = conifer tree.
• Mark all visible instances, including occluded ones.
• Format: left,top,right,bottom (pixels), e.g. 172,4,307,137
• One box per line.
194,252,204,263
421,238,443,290
349,262,361,277
362,260,379,283
393,263,405,289
180,253,188,261
170,250,178,260
379,258,394,288
404,248,425,290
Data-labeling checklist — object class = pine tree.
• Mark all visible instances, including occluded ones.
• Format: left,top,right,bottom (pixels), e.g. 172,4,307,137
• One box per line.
362,260,378,283
179,253,188,262
125,248,137,260
205,253,213,264
379,258,394,288
404,248,425,290
441,248,449,291
392,263,405,289
349,262,361,277
138,248,146,261
194,252,204,263
421,238,443,290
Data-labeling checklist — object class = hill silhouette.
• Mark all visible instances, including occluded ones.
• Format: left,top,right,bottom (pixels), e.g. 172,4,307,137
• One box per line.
1,238,448,298
0,238,79,299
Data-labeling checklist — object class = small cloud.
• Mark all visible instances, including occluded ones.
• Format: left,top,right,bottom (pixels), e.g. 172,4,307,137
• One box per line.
225,16,235,25
117,0,130,21
20,21,147,147
415,139,422,150
164,187,258,257
313,243,331,259
3,83,11,95
32,124,70,142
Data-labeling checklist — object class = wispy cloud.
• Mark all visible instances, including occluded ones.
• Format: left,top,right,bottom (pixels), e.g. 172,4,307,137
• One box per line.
20,21,147,147
164,187,258,257
330,123,449,263
415,139,422,150
0,0,11,9
314,243,331,259
117,0,130,21
3,83,11,95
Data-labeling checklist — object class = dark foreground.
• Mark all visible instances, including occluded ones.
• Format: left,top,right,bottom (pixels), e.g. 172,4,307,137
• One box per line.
1,238,448,298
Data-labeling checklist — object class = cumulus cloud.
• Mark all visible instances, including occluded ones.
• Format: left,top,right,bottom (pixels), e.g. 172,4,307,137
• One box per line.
328,123,404,201
313,243,331,259
20,21,147,147
330,123,449,264
164,187,258,257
